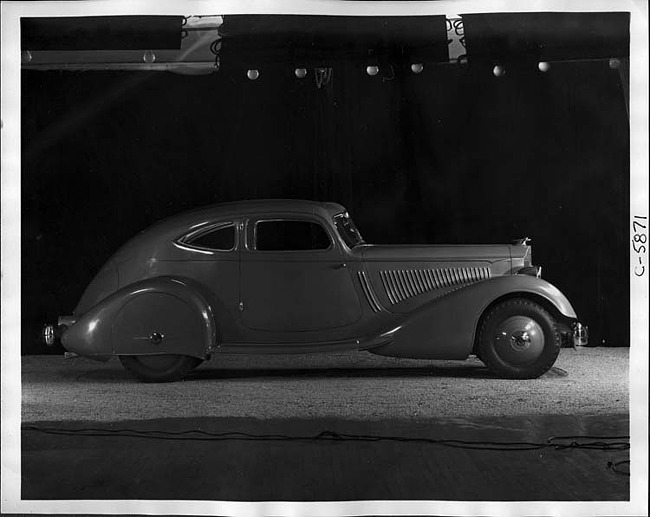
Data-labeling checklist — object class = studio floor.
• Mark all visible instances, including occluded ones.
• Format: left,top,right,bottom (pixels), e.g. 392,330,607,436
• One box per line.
20,347,630,501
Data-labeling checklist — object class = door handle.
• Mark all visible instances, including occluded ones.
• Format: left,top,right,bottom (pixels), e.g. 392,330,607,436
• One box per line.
332,263,347,269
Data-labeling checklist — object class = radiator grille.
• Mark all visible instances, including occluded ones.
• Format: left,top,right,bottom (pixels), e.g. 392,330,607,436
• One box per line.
379,267,490,305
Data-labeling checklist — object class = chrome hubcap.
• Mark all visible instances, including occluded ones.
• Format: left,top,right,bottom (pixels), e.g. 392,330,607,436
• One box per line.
494,316,545,365
510,330,531,348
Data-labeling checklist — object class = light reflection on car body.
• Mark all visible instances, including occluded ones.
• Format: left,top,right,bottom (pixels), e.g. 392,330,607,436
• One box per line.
44,199,587,382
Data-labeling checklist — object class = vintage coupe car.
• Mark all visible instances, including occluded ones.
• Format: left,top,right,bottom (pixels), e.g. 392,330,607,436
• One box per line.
44,199,587,382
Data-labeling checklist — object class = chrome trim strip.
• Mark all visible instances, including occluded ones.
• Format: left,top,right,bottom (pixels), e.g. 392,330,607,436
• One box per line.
357,271,374,312
412,270,422,292
434,268,445,289
399,270,414,298
413,269,424,293
401,270,414,298
357,271,382,313
380,271,396,305
389,271,403,302
397,271,408,296
422,270,431,289
407,270,421,295
383,271,395,302
382,270,397,303
383,271,397,303
393,270,408,301
366,278,384,312
175,221,237,253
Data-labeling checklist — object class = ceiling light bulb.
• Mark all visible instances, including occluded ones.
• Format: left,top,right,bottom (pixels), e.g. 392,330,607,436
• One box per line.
366,65,379,76
143,50,156,64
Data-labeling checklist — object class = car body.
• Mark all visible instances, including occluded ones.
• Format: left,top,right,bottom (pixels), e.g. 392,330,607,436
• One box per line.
45,199,587,381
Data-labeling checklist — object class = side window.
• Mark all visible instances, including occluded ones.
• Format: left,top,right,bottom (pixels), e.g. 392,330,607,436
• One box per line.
256,220,331,251
184,224,235,251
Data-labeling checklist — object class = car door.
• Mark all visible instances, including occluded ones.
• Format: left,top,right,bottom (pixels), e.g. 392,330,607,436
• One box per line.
240,214,362,334
163,219,242,341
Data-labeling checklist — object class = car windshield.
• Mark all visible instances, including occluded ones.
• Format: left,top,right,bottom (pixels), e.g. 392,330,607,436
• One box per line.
333,212,365,248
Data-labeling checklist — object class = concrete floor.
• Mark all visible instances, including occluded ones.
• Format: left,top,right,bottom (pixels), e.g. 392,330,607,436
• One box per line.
20,348,630,502
22,347,628,421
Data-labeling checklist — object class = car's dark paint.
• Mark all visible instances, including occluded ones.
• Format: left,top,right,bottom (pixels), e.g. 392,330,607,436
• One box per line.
51,199,584,380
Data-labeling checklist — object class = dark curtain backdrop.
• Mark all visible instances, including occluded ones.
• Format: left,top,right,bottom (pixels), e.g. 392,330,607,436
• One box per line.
22,42,629,353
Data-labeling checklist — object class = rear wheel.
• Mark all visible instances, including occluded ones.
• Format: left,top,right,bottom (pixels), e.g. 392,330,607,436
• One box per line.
119,354,202,383
477,298,560,379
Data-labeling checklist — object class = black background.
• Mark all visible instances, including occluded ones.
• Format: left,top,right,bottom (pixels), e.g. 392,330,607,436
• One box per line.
21,13,630,354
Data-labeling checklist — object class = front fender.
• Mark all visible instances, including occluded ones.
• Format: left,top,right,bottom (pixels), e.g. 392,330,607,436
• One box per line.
371,275,577,360
61,276,217,360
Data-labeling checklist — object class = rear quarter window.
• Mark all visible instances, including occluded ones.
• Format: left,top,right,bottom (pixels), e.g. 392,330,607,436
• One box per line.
181,223,236,251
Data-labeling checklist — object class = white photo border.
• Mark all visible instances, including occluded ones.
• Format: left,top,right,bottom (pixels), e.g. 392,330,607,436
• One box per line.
2,1,647,515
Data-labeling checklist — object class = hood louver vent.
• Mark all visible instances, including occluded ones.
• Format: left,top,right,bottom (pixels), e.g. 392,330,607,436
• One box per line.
380,267,490,305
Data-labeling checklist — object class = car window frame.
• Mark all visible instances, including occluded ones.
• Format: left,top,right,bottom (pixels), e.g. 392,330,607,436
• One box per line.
248,216,336,254
174,221,238,254
333,211,365,249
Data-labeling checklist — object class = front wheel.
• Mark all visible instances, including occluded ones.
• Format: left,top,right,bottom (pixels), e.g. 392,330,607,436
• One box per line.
119,354,202,383
477,298,561,379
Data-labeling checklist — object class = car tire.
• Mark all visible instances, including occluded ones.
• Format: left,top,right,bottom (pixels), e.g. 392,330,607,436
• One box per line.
477,298,561,379
119,354,202,383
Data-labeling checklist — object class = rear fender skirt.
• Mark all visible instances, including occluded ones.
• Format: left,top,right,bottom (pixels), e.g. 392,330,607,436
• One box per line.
370,275,577,360
61,276,217,360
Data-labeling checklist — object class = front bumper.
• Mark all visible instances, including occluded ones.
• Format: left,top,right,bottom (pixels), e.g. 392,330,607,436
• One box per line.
42,316,76,347
571,321,589,348
560,321,588,348
42,324,63,346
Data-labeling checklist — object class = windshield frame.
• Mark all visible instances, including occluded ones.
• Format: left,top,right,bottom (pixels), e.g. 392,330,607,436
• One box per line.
333,212,365,248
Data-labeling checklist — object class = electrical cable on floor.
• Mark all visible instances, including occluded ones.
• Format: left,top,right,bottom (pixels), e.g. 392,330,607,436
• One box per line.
607,459,631,476
21,425,630,452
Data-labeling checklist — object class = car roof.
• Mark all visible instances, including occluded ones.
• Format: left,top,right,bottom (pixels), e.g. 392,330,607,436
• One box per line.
195,199,346,217
159,199,346,226
112,200,350,259
132,199,348,244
